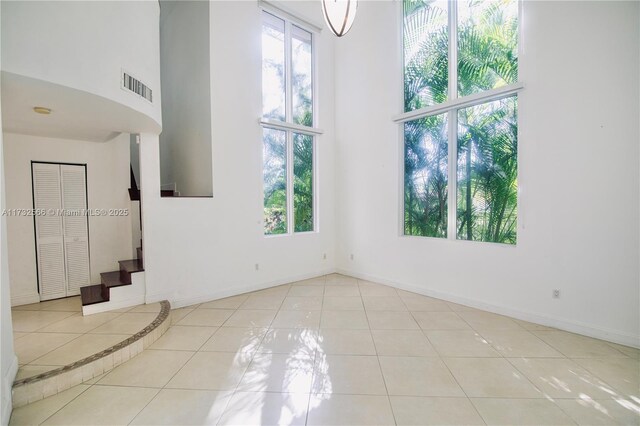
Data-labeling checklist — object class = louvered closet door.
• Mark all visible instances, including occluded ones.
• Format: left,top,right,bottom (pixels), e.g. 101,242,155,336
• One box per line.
60,165,90,295
33,163,67,301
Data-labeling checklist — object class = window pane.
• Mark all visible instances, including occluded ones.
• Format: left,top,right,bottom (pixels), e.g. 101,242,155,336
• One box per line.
404,113,448,237
262,12,286,121
293,133,314,232
292,26,313,127
263,128,287,235
457,96,517,244
458,0,518,97
404,0,449,112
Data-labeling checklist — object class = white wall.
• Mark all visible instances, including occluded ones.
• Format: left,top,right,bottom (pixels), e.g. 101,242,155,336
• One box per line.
334,0,640,347
3,133,134,305
1,52,18,426
140,1,336,306
159,1,213,196
1,1,161,129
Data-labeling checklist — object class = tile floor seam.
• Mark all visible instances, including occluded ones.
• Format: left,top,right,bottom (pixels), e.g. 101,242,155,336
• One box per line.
470,397,581,426
29,383,93,425
530,396,576,426
91,382,165,390
25,332,133,368
304,278,325,426
22,333,85,367
505,355,633,400
212,316,273,425
360,292,399,426
122,332,209,425
123,387,163,425
532,330,632,359
604,341,635,357
13,311,78,334
529,331,576,359
467,398,494,425
474,320,528,358
81,310,196,420
478,328,564,359
459,317,510,353
82,311,129,334
123,387,163,426
33,311,76,333
420,330,490,424
566,358,636,399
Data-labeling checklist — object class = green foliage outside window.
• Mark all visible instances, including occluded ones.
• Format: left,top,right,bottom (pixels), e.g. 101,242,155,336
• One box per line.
404,0,518,244
294,134,314,232
262,15,315,235
404,114,448,238
263,128,287,235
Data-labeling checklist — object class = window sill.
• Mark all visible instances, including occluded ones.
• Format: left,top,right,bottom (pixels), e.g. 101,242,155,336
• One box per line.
259,118,324,135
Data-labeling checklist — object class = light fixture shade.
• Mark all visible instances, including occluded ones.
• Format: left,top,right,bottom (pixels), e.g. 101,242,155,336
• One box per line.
321,0,358,37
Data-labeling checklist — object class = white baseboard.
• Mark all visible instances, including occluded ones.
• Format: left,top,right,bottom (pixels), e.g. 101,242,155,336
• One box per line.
337,268,640,349
2,355,18,425
145,265,638,349
150,268,336,309
11,293,40,307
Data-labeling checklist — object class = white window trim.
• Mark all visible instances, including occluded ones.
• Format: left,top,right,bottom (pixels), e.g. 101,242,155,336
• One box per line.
260,118,324,135
259,0,324,34
397,0,524,244
261,9,320,236
392,82,523,124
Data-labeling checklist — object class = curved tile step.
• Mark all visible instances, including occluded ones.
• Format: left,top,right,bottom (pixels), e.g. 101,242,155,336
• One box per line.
12,301,171,408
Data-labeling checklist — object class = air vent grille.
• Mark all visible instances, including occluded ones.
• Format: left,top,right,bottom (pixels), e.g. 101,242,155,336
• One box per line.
122,72,152,103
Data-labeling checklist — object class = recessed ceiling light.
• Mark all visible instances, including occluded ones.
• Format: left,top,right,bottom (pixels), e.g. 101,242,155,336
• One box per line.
33,106,52,115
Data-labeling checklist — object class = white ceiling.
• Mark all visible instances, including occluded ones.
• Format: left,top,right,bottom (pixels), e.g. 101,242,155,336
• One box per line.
1,71,161,143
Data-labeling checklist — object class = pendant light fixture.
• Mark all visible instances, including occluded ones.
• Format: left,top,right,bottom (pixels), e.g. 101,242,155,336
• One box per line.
321,0,358,37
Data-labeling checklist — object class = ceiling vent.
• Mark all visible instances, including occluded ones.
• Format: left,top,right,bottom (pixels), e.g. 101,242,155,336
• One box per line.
122,71,152,103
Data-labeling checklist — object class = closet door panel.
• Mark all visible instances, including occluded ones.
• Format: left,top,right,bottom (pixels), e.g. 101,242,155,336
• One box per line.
61,165,90,295
32,163,66,300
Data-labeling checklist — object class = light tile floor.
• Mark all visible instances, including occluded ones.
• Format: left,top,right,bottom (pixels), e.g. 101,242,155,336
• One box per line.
10,275,640,425
11,296,161,380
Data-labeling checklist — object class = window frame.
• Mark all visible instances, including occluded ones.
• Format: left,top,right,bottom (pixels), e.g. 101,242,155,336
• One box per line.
260,7,322,237
396,0,524,245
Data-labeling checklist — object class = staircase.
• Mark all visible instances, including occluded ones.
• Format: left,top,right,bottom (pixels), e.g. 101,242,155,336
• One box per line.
80,245,144,310
79,168,157,314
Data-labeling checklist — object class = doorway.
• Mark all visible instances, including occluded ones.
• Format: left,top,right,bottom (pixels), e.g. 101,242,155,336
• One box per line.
31,162,91,301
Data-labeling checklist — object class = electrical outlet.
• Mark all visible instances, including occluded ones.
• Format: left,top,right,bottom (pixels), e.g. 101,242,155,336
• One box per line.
553,289,560,299
255,263,259,271
350,254,354,261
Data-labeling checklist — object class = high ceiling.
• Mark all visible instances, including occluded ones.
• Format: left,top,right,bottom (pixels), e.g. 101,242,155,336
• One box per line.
1,72,161,143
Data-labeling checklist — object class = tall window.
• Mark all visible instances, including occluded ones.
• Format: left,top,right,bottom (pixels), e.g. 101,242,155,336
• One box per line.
261,11,319,235
400,0,520,244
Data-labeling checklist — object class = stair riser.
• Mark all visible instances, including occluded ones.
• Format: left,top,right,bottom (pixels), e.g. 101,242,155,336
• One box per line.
101,285,109,301
80,284,110,306
119,269,132,285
